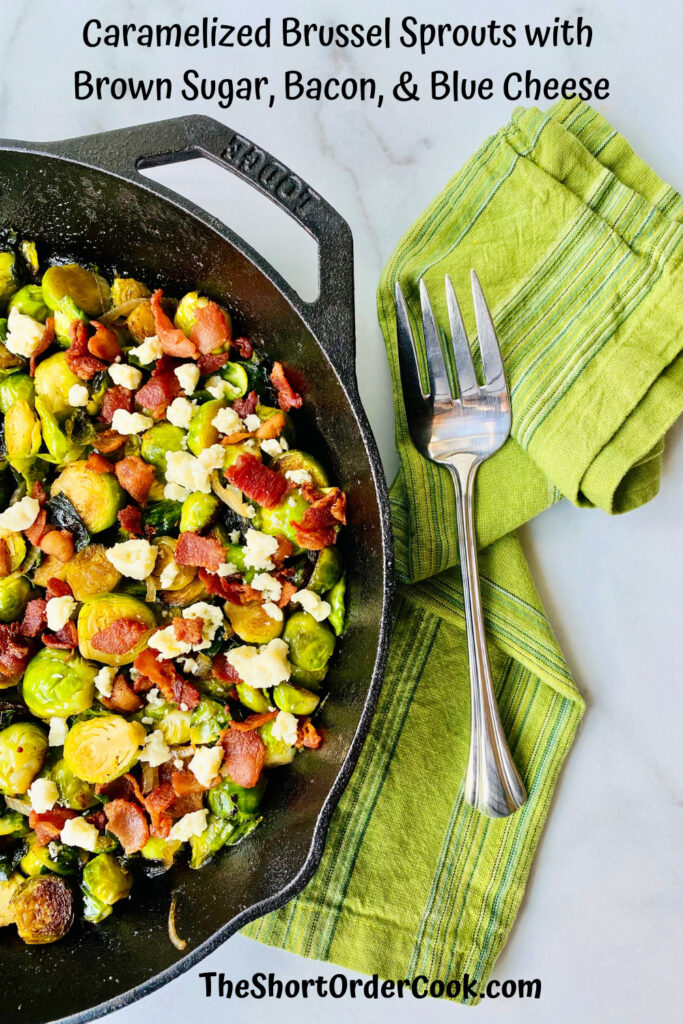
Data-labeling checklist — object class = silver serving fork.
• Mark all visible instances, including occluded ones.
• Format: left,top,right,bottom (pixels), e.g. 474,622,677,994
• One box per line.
395,272,526,818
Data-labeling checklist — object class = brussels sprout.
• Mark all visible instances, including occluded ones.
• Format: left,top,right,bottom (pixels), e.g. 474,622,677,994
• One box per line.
34,352,82,419
53,295,87,348
20,835,81,877
142,500,182,535
180,492,219,534
65,544,122,602
0,574,31,624
282,611,336,672
5,400,41,464
51,461,124,532
0,530,26,573
235,682,271,713
220,440,261,472
0,251,21,309
0,872,22,927
63,715,146,784
150,536,195,594
11,874,74,944
36,397,84,465
81,853,131,922
152,706,191,745
140,422,186,477
140,836,181,869
162,575,210,608
271,450,329,488
0,807,29,837
289,663,328,690
50,757,97,810
8,285,48,323
111,277,150,307
308,546,343,594
78,594,156,666
0,372,34,414
208,773,266,819
328,575,346,636
33,554,68,590
41,264,110,318
125,299,155,343
23,649,97,719
259,718,296,767
19,241,39,277
272,683,320,716
187,399,226,457
175,291,231,341
0,722,48,794
256,489,310,549
225,602,283,644
218,361,249,399
189,813,234,869
189,699,229,745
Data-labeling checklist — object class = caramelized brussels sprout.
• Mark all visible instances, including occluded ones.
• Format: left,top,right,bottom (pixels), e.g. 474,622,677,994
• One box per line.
0,529,27,573
259,718,296,767
7,285,48,323
218,361,249,399
81,853,131,922
125,299,156,343
235,682,271,713
41,264,110,318
65,544,122,602
271,450,329,488
143,703,191,745
78,594,156,666
51,461,124,532
51,757,97,810
34,352,82,418
308,546,343,594
0,574,31,623
256,489,310,549
110,276,150,307
22,649,95,720
208,773,266,818
328,575,346,636
180,492,219,533
188,813,234,869
142,500,182,535
53,295,87,348
4,400,41,463
32,554,69,590
162,575,210,608
150,536,195,593
282,611,335,672
175,291,231,341
11,875,74,944
19,835,81,877
187,399,225,456
140,422,186,477
140,836,181,869
0,722,48,794
36,397,83,465
189,698,229,745
63,714,146,784
225,601,283,644
272,682,320,716
0,372,34,414
0,806,30,838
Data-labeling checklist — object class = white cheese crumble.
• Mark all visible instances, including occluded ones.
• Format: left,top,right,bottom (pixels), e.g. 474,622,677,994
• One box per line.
183,602,224,649
94,665,116,699
216,561,237,577
138,729,172,768
111,408,154,435
212,406,243,435
28,778,59,814
188,746,223,789
166,451,213,494
243,413,261,432
164,481,191,502
68,384,89,407
174,363,200,395
250,572,283,602
0,495,40,532
158,560,180,590
149,625,192,660
146,687,164,707
229,530,241,544
286,469,313,485
166,396,196,429
272,711,299,747
260,438,284,458
173,758,184,770
290,588,332,622
48,717,69,747
262,601,283,622
5,307,45,358
46,595,76,632
243,528,279,571
168,808,209,842
129,335,163,364
226,638,291,689
60,816,100,852
181,657,200,675
109,363,142,390
106,538,158,580
141,716,153,725
198,445,226,472
205,375,232,400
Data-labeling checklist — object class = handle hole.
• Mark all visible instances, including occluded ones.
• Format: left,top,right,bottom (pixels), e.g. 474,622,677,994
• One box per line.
139,155,320,302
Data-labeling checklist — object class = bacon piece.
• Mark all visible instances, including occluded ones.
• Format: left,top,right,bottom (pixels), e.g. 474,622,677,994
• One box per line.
66,320,107,380
296,719,323,749
95,776,136,801
272,536,293,566
0,624,33,680
233,336,253,359
0,538,10,577
85,452,115,474
19,599,47,638
226,453,289,510
29,808,78,846
42,620,79,649
135,357,182,419
232,390,258,419
270,361,303,411
132,673,154,694
29,318,55,377
117,505,144,537
198,351,231,375
104,799,149,855
175,532,225,573
292,524,336,550
85,809,108,831
219,429,254,447
255,412,287,441
190,301,231,354
100,385,134,425
197,569,260,604
278,580,298,608
212,652,242,685
24,507,48,546
145,782,175,837
39,530,74,561
114,456,156,507
292,488,346,551
93,428,126,453
150,290,197,359
88,321,122,362
46,577,73,600
133,648,201,710
92,618,148,656
167,791,205,818
171,769,207,797
220,727,265,788
101,674,144,713
229,711,277,732
172,617,204,646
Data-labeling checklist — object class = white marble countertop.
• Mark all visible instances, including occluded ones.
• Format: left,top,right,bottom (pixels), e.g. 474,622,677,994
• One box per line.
2,0,682,1021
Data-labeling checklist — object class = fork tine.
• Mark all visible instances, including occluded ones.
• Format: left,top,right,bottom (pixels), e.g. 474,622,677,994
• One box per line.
470,270,506,390
445,275,479,399
395,280,429,408
419,278,452,401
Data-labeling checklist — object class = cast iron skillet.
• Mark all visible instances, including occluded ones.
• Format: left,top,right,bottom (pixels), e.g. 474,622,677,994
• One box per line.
0,116,393,1024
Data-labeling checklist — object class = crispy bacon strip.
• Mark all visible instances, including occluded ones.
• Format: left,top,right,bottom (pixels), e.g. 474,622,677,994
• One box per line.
136,355,183,419
233,336,253,359
150,290,197,358
101,385,134,425
145,782,175,838
292,488,346,551
226,453,289,510
296,719,323,749
29,808,78,846
198,351,231,375
0,624,33,680
117,505,144,537
101,675,144,713
66,320,107,380
104,799,149,855
175,532,225,574
278,580,298,608
85,452,115,474
93,428,126,453
114,456,156,507
172,617,204,646
30,318,55,377
198,569,260,604
270,361,303,411
232,390,258,418
133,648,201,710
167,791,204,818
24,507,48,546
88,321,122,362
212,652,242,685
42,620,78,649
220,727,265,789
229,711,277,732
189,301,231,354
171,769,207,797
46,577,73,600
19,599,47,638
92,618,148,656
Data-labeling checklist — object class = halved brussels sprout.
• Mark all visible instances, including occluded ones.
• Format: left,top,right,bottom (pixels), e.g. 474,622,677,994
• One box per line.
208,773,266,819
259,718,296,767
271,450,329,488
7,285,48,323
20,240,39,278
256,489,310,549
0,574,31,624
140,422,186,478
220,440,261,471
0,372,34,414
140,836,181,869
65,544,122,602
219,361,249,399
272,682,320,716
180,492,219,534
35,397,83,465
51,461,124,533
162,575,210,608
187,399,225,456
0,251,21,309
33,554,68,590
41,264,110,318
189,814,235,870
308,546,343,594
235,682,271,713
0,530,27,574
63,714,146,784
150,536,195,594
5,399,41,463
19,835,81,877
50,757,97,810
78,593,156,666
23,649,96,719
225,602,283,644
126,299,155,342
189,698,229,745
111,277,150,307
142,500,182,536
11,874,74,944
289,663,328,690
151,706,191,745
53,295,87,348
81,853,131,922
175,291,231,341
0,722,48,794
328,575,346,636
33,352,82,419
282,611,336,672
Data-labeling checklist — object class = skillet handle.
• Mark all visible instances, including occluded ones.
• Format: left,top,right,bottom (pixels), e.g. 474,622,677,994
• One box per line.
48,115,356,383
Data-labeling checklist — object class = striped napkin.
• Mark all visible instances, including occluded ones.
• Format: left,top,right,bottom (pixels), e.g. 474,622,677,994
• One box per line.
244,98,683,1000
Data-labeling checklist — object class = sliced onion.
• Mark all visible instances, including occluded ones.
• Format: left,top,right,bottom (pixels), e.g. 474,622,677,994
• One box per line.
4,795,31,815
145,577,157,603
141,763,159,795
98,297,146,326
168,894,187,951
211,471,254,519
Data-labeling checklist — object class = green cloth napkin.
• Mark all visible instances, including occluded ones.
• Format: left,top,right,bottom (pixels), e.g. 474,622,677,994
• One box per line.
244,98,683,1000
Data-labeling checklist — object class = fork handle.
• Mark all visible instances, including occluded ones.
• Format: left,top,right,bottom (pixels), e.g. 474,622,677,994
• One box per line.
448,458,526,818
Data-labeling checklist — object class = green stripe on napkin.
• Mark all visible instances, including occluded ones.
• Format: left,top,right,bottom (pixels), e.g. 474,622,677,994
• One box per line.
244,99,683,1000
